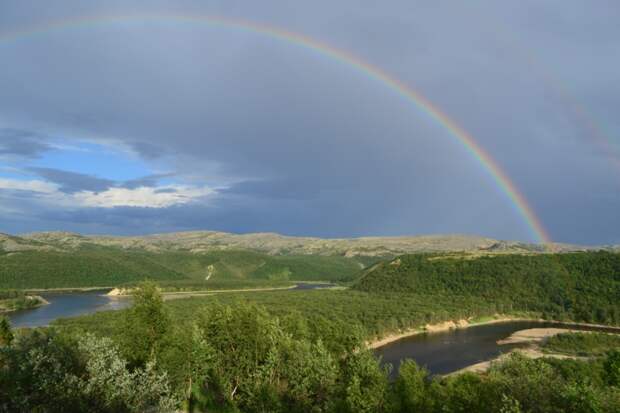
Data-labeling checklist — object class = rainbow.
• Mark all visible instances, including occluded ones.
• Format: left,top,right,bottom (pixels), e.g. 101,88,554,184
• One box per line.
0,14,551,243
490,27,620,172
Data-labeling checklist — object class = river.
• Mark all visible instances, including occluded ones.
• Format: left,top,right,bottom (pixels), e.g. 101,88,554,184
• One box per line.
7,283,333,328
375,320,620,376
9,290,617,375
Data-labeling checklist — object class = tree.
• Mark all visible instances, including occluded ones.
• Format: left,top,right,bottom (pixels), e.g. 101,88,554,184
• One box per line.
78,334,178,412
392,359,432,412
604,350,620,387
338,350,389,413
0,316,13,346
121,281,171,366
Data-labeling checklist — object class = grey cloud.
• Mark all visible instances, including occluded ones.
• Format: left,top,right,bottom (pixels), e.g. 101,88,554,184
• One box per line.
28,167,115,194
121,173,175,189
27,168,176,193
0,129,52,157
222,179,323,200
0,0,618,244
129,141,168,159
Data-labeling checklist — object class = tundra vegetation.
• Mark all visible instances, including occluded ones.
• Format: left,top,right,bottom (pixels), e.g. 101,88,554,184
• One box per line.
1,251,619,412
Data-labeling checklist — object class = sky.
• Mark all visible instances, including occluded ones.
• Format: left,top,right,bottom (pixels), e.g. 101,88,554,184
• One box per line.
0,1,619,245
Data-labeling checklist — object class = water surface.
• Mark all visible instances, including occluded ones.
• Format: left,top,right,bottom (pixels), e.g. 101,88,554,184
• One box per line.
8,290,131,328
375,320,619,376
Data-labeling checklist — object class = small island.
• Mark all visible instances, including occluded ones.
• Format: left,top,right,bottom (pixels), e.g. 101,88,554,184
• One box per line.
0,290,48,314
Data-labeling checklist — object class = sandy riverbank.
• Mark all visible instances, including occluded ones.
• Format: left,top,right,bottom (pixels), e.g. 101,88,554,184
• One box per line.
107,284,299,298
448,326,619,376
497,327,580,345
448,347,585,376
367,316,522,349
368,317,620,350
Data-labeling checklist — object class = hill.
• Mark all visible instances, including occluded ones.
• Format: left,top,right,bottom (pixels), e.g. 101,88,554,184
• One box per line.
0,230,606,290
3,230,596,256
0,245,366,290
353,251,620,324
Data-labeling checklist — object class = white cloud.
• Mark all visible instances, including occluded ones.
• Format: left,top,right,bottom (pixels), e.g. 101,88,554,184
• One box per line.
0,177,213,209
0,178,58,194
73,185,214,208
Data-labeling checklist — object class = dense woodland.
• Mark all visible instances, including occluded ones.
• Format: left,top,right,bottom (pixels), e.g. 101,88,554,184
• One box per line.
354,252,620,324
2,283,620,412
0,247,365,289
2,251,620,411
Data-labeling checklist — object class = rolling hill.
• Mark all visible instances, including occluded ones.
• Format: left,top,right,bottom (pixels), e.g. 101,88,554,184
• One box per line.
0,230,608,290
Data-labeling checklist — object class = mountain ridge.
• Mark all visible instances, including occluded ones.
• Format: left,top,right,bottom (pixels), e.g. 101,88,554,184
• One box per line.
1,230,606,257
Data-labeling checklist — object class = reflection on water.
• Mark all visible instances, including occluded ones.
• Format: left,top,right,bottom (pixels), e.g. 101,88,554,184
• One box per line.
375,321,619,376
8,290,132,328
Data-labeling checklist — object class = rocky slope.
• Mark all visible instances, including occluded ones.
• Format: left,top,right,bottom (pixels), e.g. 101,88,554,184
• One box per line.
0,230,601,257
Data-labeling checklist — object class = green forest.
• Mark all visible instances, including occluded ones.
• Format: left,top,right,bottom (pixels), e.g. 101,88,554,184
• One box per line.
2,251,620,411
0,246,365,289
354,251,620,324
2,282,620,412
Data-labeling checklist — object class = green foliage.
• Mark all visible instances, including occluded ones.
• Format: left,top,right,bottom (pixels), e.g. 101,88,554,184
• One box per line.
354,252,620,324
55,288,507,356
0,290,45,313
392,359,433,412
77,334,179,412
543,332,620,356
0,316,13,347
120,282,172,366
6,298,620,412
604,350,620,386
0,247,363,289
0,329,178,412
387,354,620,413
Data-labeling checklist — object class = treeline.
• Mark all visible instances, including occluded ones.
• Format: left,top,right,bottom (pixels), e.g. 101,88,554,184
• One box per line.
55,289,517,352
2,284,620,412
543,332,620,356
0,247,363,289
354,251,620,324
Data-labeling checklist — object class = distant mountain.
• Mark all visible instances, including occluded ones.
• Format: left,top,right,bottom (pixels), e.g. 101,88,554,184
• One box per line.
1,231,599,257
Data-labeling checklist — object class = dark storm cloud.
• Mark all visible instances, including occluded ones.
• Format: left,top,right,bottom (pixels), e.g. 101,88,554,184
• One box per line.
26,168,174,193
0,0,619,244
222,179,322,200
0,129,52,157
28,167,115,193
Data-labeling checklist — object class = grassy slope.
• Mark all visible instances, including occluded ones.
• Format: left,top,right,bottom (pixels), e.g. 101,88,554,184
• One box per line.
0,246,365,289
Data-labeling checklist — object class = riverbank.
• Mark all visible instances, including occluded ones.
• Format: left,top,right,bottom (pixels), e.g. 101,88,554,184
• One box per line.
447,326,620,376
108,284,300,298
448,347,587,376
368,315,523,349
108,282,339,299
367,316,620,350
